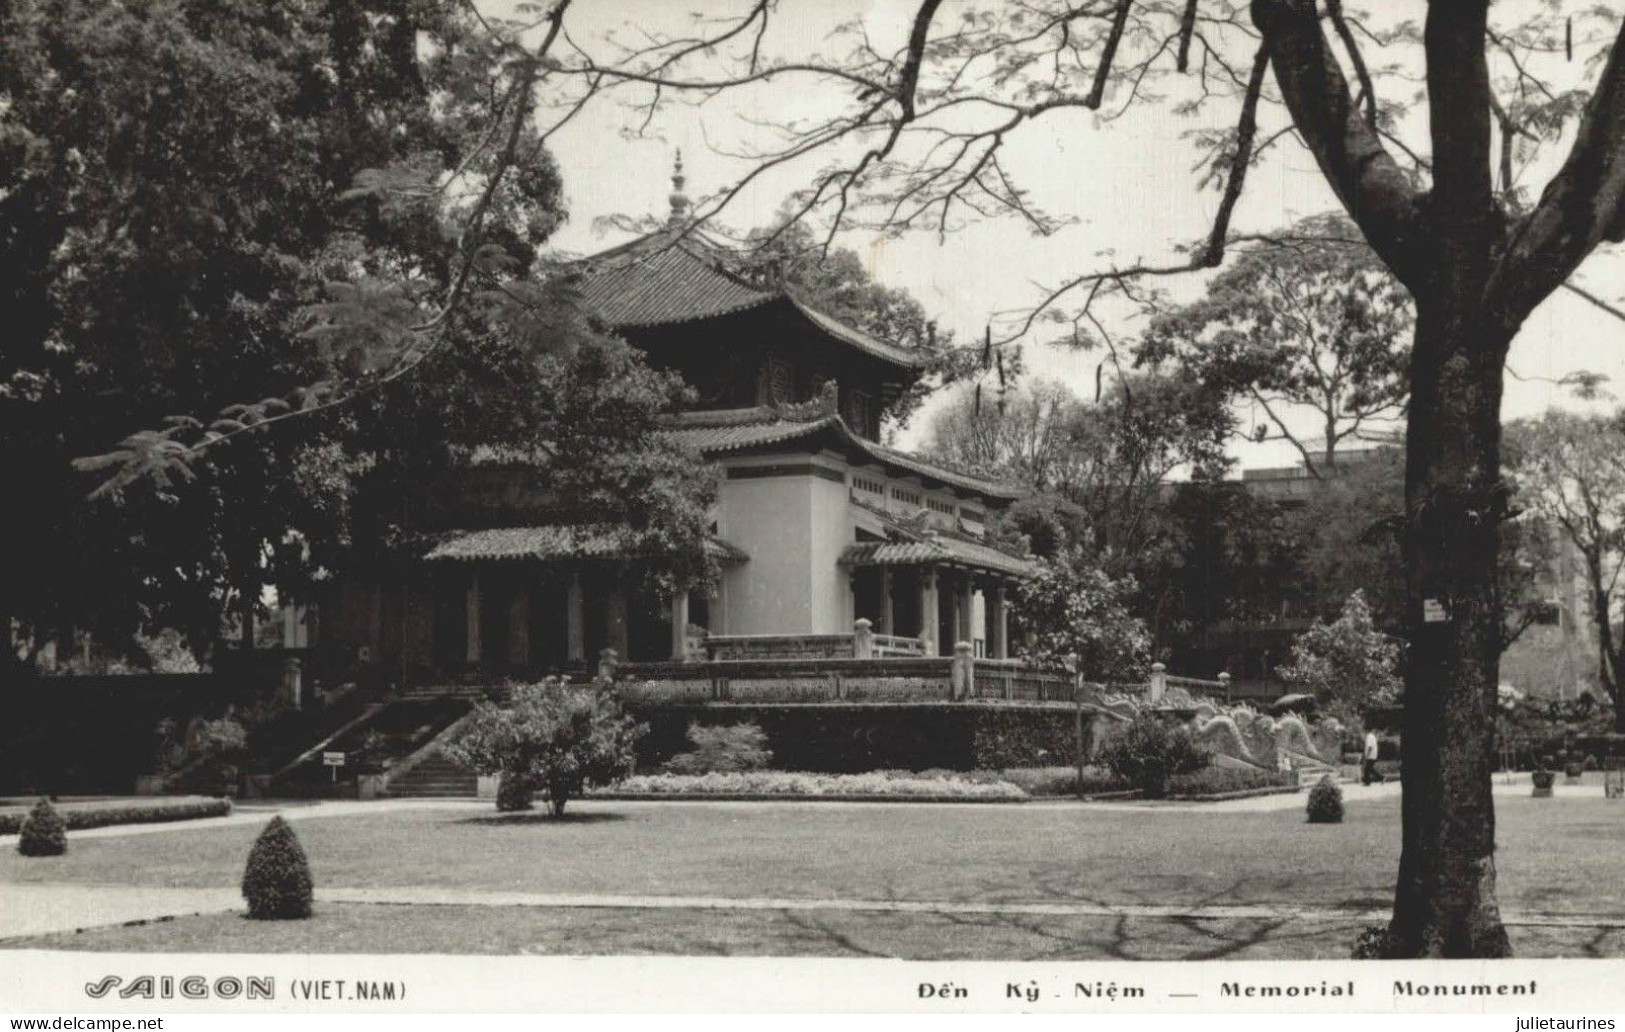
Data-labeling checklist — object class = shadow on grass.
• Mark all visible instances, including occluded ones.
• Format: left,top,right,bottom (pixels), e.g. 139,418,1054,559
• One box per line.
457,811,627,826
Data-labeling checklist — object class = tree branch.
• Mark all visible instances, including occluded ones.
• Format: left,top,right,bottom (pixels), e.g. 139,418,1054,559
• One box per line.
1250,0,1426,285
1197,43,1270,267
1493,16,1625,328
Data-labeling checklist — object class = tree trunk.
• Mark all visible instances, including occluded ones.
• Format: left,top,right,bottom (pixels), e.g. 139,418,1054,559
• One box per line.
1388,292,1514,958
549,780,569,818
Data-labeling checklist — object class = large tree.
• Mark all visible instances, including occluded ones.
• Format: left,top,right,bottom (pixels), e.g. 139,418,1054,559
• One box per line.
64,0,1625,956
1,0,716,663
1138,217,1412,474
1506,410,1625,729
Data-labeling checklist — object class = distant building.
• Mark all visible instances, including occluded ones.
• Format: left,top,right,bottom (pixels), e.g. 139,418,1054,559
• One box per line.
1177,446,1598,701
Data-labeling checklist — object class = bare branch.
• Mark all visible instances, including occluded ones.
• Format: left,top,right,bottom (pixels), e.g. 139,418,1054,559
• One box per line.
1196,43,1270,267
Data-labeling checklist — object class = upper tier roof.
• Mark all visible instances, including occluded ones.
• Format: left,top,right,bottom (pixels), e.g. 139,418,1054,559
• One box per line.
662,400,1026,502
574,230,926,372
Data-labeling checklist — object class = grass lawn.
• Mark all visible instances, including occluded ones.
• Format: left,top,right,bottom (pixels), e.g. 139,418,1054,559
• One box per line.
5,793,1623,958
5,795,1623,914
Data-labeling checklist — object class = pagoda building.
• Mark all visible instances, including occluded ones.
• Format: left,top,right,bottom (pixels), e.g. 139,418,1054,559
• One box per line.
323,159,1033,683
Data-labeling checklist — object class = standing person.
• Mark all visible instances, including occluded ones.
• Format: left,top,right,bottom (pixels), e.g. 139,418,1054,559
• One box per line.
1363,730,1380,786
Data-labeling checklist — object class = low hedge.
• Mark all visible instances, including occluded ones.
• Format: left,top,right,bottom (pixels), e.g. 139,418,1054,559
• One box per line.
1167,766,1293,796
601,770,1027,800
628,703,1090,772
0,796,231,835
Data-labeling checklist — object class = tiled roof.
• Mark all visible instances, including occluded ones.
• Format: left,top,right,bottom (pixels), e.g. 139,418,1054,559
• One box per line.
576,237,775,327
574,231,923,370
663,409,1025,500
786,297,924,369
663,414,843,455
840,536,1036,578
424,525,747,564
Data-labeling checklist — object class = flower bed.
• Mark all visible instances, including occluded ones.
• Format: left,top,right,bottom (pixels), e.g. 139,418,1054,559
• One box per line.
0,796,231,835
597,771,1027,801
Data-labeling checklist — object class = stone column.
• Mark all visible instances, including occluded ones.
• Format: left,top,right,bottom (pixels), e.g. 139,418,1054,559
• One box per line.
280,657,302,709
853,617,874,659
464,576,482,664
951,641,975,699
920,570,940,655
990,584,1008,660
671,591,690,661
566,572,585,663
956,574,974,647
507,585,530,668
879,568,894,635
604,582,629,662
1148,662,1167,703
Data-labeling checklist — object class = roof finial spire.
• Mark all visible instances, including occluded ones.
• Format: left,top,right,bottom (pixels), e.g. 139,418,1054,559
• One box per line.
668,148,690,227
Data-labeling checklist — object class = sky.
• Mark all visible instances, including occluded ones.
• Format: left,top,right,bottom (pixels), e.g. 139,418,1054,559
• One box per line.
524,0,1625,469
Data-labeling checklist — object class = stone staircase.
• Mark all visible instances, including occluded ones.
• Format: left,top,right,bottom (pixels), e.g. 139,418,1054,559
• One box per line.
382,751,478,798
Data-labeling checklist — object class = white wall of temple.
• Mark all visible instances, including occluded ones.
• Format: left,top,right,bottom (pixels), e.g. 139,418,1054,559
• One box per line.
712,450,1011,638
714,457,849,635
808,462,857,633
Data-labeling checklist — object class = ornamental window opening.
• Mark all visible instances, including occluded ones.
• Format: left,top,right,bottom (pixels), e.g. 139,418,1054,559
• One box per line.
891,488,922,508
926,498,955,516
845,388,874,438
761,356,796,406
852,476,886,496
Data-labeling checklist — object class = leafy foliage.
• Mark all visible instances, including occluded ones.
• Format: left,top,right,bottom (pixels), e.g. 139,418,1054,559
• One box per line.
496,770,536,813
1098,718,1209,799
662,723,774,775
1307,775,1345,824
241,816,313,920
1278,591,1403,724
445,685,645,817
0,0,721,661
1013,550,1150,682
1352,925,1399,960
16,798,67,857
1140,219,1412,472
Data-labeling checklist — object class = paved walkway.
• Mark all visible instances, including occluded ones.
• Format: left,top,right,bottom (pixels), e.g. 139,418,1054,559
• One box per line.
7,880,1621,942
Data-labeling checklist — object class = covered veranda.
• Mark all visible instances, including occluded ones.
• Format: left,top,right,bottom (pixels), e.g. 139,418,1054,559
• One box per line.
841,535,1033,659
422,525,747,672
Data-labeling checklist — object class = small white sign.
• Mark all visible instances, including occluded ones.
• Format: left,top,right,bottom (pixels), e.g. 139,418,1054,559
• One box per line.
322,751,346,767
1423,599,1449,623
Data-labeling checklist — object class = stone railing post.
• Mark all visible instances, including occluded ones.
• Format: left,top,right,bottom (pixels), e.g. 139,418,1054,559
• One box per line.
597,647,619,685
853,618,874,659
951,641,975,700
1218,672,1232,704
281,657,302,709
1148,662,1167,704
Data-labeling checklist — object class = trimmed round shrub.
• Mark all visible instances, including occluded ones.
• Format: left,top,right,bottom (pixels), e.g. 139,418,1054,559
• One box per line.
242,816,313,920
1306,775,1344,823
496,770,536,812
17,798,67,857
